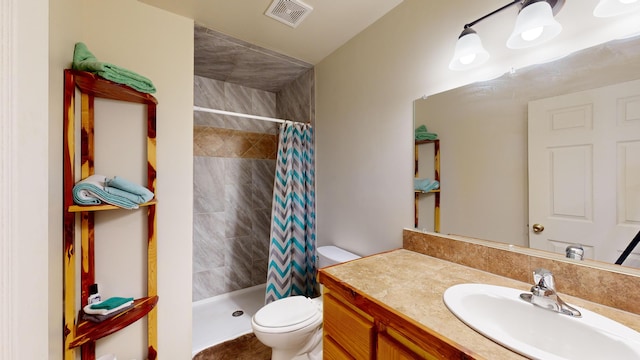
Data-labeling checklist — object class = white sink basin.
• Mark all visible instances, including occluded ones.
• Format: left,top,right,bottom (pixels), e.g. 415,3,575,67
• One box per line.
443,283,640,360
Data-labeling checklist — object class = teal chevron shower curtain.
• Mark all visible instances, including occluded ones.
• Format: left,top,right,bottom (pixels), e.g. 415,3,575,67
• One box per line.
265,122,318,303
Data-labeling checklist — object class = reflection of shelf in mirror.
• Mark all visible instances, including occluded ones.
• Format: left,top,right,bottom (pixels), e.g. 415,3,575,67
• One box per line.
69,296,158,349
415,139,439,145
67,199,157,213
415,189,440,194
414,138,440,232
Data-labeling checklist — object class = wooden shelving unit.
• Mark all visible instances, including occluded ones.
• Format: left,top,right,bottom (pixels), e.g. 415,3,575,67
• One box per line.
414,139,440,232
62,69,159,360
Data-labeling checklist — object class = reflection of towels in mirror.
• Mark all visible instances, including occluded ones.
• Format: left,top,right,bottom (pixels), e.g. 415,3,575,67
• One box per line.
415,124,438,141
414,178,440,192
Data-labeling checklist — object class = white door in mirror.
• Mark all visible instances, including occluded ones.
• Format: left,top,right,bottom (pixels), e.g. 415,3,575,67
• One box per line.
528,78,640,265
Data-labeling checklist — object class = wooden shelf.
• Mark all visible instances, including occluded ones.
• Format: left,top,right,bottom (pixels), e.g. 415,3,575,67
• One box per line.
63,69,158,360
68,69,157,105
414,189,440,194
415,139,439,145
414,138,440,231
68,199,158,212
69,296,159,349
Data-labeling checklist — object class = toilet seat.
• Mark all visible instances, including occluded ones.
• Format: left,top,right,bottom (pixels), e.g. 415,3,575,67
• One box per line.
252,296,322,334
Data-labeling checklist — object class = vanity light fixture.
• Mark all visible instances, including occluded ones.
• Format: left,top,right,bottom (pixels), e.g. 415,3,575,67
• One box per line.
506,0,563,49
594,0,640,17
448,27,490,70
449,0,565,71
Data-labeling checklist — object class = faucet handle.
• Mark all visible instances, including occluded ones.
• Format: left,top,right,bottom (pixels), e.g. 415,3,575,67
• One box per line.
533,268,555,290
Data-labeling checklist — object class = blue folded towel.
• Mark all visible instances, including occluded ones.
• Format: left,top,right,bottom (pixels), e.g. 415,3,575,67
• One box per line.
73,175,139,209
104,176,154,204
414,178,440,192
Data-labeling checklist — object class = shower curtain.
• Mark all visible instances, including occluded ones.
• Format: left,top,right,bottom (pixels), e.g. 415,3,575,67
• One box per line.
265,122,318,303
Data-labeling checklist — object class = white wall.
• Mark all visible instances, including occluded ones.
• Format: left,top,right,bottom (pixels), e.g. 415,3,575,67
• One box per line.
49,0,80,357
315,0,640,256
48,1,194,358
1,0,50,359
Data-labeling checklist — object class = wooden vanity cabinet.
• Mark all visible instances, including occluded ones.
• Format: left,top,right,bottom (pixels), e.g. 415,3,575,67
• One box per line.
378,333,423,360
320,270,478,360
324,335,356,360
323,293,375,359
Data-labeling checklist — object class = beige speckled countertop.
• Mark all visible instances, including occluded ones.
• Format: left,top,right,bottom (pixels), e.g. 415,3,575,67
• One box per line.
320,249,640,359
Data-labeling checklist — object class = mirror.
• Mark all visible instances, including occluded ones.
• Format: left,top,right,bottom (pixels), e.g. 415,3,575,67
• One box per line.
414,34,640,265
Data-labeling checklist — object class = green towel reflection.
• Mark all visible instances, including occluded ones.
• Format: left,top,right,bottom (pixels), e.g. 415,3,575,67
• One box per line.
415,124,438,140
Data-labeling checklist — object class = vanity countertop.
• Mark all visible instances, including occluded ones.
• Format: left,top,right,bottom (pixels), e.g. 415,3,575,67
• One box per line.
319,248,640,359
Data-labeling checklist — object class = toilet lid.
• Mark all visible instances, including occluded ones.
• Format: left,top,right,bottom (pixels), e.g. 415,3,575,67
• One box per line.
253,296,319,328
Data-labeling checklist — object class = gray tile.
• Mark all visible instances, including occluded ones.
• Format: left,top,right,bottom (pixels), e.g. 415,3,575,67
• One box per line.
194,27,249,82
193,268,226,301
224,158,252,185
251,255,269,286
224,236,253,267
252,208,272,244
194,157,225,214
225,82,253,115
253,160,276,210
224,237,254,291
225,183,253,212
194,24,313,93
194,75,225,109
277,68,314,123
252,89,276,118
251,217,271,263
225,116,278,134
224,205,252,238
194,111,226,127
193,213,226,272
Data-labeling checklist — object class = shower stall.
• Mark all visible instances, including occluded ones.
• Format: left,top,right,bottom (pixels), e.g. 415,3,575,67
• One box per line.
191,25,315,355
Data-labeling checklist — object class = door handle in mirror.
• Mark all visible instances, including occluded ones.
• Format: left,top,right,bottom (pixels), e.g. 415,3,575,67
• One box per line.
532,224,545,233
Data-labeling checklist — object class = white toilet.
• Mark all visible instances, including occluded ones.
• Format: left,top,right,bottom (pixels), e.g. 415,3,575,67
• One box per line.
251,245,360,360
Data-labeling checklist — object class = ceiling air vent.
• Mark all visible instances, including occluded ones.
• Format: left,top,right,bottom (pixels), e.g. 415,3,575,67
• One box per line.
265,0,313,28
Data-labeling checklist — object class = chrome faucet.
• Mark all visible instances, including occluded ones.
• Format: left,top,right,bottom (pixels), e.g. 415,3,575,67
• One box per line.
565,244,584,260
519,268,582,317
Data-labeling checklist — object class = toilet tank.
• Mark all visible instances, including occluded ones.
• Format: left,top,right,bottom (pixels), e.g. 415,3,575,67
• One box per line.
317,246,360,268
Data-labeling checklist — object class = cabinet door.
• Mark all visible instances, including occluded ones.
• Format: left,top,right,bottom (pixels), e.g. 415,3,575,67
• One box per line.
378,333,425,360
324,334,356,360
323,293,374,359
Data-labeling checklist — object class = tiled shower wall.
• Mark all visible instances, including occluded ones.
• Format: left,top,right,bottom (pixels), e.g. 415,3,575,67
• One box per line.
192,69,315,301
277,68,315,124
193,75,279,301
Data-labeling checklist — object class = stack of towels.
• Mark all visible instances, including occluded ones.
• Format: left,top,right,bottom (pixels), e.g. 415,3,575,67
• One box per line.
82,297,134,323
71,42,156,94
73,174,154,209
415,125,438,141
414,178,440,192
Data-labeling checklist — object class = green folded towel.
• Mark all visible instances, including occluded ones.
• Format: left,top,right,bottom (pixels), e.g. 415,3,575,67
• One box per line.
415,125,438,140
72,42,156,94
90,296,134,310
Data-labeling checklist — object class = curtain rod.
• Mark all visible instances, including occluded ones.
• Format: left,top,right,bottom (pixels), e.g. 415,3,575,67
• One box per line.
193,106,304,124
